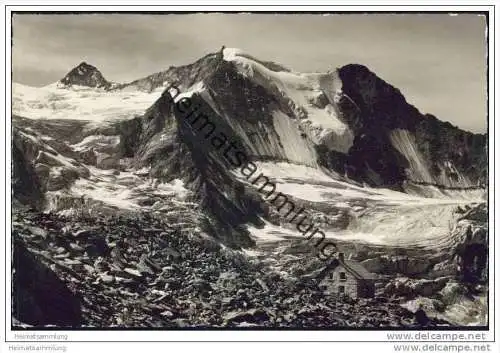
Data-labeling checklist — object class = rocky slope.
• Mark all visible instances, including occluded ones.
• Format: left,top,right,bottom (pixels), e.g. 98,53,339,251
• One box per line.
12,202,486,327
12,207,451,328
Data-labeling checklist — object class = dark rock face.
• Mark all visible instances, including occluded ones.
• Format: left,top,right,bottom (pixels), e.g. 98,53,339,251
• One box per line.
60,62,112,89
12,239,82,327
345,133,408,188
337,64,487,188
135,91,264,248
12,142,43,208
452,205,488,283
338,64,421,132
459,242,487,282
414,114,487,185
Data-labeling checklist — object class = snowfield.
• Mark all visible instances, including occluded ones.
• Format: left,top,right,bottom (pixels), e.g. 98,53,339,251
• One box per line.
13,82,163,123
46,166,192,216
223,47,354,155
232,162,484,250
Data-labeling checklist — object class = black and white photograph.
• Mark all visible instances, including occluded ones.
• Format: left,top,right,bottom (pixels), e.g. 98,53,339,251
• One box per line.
3,5,497,350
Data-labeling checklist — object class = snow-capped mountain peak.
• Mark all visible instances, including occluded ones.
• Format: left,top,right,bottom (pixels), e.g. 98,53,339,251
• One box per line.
12,47,488,328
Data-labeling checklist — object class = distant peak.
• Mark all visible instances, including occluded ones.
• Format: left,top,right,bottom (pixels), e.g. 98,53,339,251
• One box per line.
60,61,111,89
76,61,95,69
339,63,372,76
221,47,291,72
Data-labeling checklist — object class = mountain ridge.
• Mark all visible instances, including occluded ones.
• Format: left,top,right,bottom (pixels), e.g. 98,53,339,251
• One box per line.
14,48,487,199
130,48,486,189
11,48,489,328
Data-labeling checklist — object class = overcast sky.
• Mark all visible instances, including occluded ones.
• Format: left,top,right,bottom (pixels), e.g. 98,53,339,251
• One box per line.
12,13,487,133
